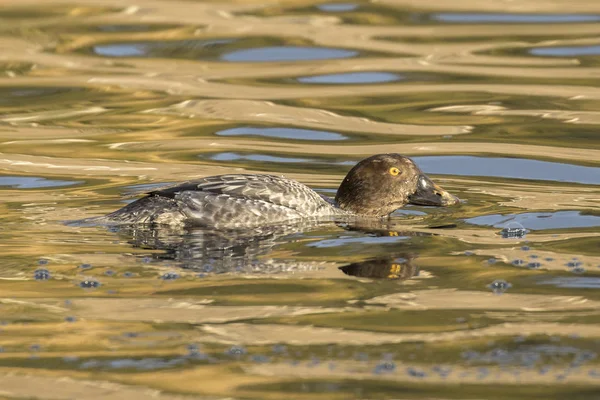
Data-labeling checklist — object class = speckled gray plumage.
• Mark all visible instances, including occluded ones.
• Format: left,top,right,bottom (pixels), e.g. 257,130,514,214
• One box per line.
105,174,350,229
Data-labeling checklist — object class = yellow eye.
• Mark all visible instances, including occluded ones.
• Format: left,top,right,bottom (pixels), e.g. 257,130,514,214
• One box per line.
389,167,400,176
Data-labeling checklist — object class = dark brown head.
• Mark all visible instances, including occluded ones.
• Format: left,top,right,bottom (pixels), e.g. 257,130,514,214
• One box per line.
335,154,459,216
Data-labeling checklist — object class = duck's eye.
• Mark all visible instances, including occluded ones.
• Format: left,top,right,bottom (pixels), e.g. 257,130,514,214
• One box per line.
389,167,401,176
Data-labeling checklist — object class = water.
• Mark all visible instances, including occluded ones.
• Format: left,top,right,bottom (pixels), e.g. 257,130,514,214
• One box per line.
0,1,599,399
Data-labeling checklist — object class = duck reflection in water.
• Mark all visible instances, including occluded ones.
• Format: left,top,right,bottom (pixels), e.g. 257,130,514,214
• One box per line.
340,254,419,281
112,220,430,278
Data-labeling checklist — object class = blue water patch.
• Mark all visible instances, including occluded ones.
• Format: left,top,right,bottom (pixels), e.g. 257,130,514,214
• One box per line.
537,277,600,289
298,71,402,84
390,209,427,217
94,43,146,57
465,211,600,231
432,13,600,23
216,126,347,141
317,3,359,12
0,176,82,189
411,156,600,185
80,357,187,370
209,152,310,163
92,39,233,58
221,46,358,62
308,235,408,248
530,45,600,57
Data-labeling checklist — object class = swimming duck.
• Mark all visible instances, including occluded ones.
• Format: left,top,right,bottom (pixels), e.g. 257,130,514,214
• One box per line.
101,153,459,229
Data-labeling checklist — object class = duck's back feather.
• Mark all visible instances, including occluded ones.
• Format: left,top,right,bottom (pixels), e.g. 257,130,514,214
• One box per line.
106,174,342,228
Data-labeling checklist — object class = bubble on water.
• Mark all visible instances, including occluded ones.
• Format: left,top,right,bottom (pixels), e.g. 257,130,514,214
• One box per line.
79,279,101,289
566,261,583,268
272,344,287,354
34,268,51,281
488,279,512,294
251,354,270,363
374,361,396,374
160,272,179,280
539,366,551,375
406,366,426,377
226,346,247,356
477,367,490,379
432,365,452,378
307,355,321,367
500,222,527,239
186,344,200,355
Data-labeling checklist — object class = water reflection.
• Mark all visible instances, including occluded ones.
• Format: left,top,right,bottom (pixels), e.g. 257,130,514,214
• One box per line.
298,71,402,84
216,126,347,141
316,3,359,13
412,156,600,185
111,222,430,277
432,13,600,23
2,0,600,398
340,255,419,280
530,45,600,57
92,39,235,58
222,46,359,62
467,211,600,231
0,176,83,189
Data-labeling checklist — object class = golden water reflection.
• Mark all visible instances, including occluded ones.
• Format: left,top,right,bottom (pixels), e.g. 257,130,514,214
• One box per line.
1,0,600,399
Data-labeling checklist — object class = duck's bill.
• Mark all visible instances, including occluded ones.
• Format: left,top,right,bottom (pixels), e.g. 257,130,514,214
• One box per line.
408,175,460,207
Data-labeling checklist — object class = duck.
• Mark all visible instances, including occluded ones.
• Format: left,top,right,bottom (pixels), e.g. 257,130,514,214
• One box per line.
100,153,459,229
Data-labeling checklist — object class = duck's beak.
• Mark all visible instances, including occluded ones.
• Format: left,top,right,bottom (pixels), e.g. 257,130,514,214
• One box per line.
408,175,459,207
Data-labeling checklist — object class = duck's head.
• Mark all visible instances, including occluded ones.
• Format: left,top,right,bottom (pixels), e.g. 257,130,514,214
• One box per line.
335,153,459,216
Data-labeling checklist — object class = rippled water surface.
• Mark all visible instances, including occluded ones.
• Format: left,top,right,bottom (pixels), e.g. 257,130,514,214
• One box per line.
1,0,600,399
